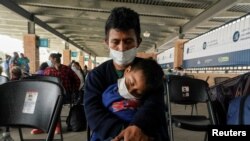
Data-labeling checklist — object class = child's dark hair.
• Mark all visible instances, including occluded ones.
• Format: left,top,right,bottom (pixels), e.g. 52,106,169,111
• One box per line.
105,7,141,43
50,53,62,63
130,59,164,93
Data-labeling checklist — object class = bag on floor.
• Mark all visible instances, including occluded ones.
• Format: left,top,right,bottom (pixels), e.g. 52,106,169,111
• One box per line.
227,95,250,125
210,72,250,125
66,104,87,132
227,72,250,125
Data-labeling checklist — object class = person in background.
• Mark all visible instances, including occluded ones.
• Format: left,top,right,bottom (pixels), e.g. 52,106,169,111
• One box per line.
0,57,2,66
10,66,22,80
71,61,85,104
9,52,20,70
68,60,76,67
3,55,11,78
0,57,3,76
165,68,173,75
174,66,185,76
0,65,2,75
84,7,168,141
0,57,2,75
35,62,49,75
83,65,89,78
31,53,80,135
71,61,85,90
44,53,80,103
19,53,30,73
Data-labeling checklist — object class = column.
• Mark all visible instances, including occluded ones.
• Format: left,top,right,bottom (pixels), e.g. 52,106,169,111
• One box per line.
28,21,35,34
88,54,92,69
23,21,39,74
23,34,39,73
63,42,71,65
136,52,157,59
78,51,85,68
174,39,187,69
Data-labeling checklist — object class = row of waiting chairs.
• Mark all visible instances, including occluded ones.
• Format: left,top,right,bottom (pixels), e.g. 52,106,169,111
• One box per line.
165,75,216,141
0,75,64,141
1,74,226,141
85,75,218,141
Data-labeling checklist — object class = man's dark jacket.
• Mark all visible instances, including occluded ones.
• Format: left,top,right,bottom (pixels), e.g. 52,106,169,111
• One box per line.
84,58,169,140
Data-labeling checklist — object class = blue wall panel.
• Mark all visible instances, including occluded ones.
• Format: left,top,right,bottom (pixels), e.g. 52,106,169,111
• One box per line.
183,49,250,68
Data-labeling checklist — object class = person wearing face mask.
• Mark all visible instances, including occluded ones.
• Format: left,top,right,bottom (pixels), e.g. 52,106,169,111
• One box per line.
31,53,80,135
90,59,164,141
71,61,85,90
71,61,85,104
43,53,80,103
84,7,169,141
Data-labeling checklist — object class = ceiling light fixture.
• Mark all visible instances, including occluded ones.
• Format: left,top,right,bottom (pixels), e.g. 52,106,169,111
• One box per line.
143,31,150,38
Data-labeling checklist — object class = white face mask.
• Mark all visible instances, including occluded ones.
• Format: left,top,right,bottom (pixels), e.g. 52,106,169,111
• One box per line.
47,60,53,67
118,77,137,100
110,47,137,66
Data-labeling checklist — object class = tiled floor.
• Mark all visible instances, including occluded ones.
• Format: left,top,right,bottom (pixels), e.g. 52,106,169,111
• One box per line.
2,104,208,141
170,103,207,141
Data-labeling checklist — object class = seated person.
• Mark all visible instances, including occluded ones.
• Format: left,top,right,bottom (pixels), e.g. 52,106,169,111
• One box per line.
35,62,48,75
174,66,185,76
91,59,164,140
10,66,22,80
0,65,2,75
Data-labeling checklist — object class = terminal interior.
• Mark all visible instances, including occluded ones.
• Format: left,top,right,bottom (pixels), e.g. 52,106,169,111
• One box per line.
1,0,250,141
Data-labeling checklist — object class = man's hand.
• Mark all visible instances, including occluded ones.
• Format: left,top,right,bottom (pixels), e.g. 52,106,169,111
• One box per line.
112,125,153,141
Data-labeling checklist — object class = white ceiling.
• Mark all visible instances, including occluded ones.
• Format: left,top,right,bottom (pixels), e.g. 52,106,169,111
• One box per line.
0,0,250,57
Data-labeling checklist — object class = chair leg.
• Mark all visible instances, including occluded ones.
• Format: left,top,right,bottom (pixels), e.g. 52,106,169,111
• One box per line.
87,125,91,141
168,120,174,141
59,118,64,141
191,104,198,115
18,127,24,141
204,132,208,141
191,105,194,115
195,104,198,115
5,126,9,132
1,128,15,141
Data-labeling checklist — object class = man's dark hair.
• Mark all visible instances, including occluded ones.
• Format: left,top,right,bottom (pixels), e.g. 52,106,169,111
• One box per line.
50,53,62,63
130,59,164,93
105,7,141,43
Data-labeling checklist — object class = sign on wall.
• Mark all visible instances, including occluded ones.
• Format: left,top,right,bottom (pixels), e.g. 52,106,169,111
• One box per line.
157,47,174,69
71,51,78,57
39,38,49,47
183,15,250,68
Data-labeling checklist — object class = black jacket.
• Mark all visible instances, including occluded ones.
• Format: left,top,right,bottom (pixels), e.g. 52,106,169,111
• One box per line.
84,58,169,140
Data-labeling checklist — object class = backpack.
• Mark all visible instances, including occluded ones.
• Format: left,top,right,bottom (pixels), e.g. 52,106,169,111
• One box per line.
66,104,87,132
226,73,250,125
227,95,250,125
210,72,250,125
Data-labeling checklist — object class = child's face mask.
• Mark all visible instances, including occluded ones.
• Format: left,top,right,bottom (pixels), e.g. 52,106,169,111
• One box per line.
118,77,137,100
